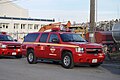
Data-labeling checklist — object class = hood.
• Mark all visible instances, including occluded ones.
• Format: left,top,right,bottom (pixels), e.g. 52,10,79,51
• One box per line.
64,42,102,48
0,41,21,46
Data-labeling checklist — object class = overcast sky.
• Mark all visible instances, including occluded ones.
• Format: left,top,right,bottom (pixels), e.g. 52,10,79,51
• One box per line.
14,0,120,23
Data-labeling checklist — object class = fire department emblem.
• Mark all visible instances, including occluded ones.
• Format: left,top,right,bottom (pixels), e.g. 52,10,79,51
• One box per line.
50,47,56,53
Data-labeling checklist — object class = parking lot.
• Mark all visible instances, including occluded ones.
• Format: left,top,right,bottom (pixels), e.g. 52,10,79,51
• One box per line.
0,57,120,80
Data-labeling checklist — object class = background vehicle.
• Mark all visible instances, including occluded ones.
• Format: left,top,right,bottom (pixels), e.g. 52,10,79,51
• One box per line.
22,29,105,69
0,33,22,58
86,31,115,52
38,21,71,32
112,23,120,44
86,23,120,53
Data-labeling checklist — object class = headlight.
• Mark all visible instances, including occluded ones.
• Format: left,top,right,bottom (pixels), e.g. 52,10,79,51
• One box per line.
1,44,7,48
76,47,84,53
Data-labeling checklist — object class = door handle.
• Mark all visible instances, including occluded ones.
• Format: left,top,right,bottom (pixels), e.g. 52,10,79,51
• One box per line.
47,45,50,47
37,44,40,46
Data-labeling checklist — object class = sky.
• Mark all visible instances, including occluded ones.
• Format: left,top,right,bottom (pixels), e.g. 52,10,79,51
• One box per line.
13,0,120,23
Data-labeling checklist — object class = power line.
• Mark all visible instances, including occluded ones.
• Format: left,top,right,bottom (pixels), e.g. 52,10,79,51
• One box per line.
0,0,18,4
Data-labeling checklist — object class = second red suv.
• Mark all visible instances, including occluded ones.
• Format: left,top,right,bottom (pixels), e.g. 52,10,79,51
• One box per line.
0,34,22,58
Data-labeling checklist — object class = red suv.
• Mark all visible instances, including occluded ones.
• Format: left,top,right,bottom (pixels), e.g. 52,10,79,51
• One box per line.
0,34,22,58
22,31,105,69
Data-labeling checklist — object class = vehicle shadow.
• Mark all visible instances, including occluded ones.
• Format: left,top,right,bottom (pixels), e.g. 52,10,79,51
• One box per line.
37,60,93,68
0,56,19,59
102,61,120,75
37,60,60,65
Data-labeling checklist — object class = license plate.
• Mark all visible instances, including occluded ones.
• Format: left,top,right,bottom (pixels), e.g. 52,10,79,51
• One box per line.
92,59,97,63
12,52,16,55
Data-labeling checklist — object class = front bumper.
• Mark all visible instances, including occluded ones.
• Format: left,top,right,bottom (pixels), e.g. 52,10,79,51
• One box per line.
74,53,105,64
0,48,22,56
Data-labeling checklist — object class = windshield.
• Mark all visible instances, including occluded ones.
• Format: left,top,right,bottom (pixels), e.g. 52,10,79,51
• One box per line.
60,33,86,42
0,35,14,41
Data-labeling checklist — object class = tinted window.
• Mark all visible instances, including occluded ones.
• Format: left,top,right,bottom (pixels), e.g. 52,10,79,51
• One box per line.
24,33,39,42
60,33,86,42
39,33,49,42
49,34,59,42
0,35,13,41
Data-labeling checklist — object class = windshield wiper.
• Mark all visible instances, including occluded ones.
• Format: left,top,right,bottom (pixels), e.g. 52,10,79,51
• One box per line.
74,40,86,42
3,40,13,41
63,40,75,42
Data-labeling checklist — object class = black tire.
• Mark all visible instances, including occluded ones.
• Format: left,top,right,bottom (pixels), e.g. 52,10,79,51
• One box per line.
15,55,22,59
27,49,37,64
90,64,101,67
61,52,74,69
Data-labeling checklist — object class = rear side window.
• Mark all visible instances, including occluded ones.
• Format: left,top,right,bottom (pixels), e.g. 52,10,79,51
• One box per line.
24,33,40,42
39,33,49,43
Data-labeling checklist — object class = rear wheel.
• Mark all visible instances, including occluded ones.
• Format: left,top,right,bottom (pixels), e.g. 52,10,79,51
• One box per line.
61,52,74,69
27,49,37,64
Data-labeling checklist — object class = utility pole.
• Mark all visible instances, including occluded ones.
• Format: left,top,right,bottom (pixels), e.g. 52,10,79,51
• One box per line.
89,0,95,42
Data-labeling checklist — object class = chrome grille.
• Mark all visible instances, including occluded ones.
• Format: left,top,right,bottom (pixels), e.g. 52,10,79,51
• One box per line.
7,45,21,49
86,48,102,54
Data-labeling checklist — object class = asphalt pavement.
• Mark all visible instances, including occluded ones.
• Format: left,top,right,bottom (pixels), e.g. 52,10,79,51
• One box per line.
0,57,120,80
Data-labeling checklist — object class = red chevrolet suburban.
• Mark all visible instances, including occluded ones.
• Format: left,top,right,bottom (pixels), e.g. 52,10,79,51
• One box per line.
22,30,105,69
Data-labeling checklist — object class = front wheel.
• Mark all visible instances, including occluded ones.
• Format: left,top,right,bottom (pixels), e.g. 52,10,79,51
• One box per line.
27,49,37,64
61,52,74,69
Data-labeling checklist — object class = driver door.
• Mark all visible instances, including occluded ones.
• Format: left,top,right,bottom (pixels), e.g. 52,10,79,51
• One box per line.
45,33,61,59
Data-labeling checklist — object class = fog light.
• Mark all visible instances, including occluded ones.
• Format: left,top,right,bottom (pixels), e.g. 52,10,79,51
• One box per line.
17,49,21,52
78,54,82,56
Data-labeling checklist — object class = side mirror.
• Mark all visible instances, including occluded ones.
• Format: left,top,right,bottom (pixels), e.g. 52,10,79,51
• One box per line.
52,38,59,43
14,39,18,42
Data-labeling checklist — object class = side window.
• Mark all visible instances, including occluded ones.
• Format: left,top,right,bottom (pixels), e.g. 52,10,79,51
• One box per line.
24,33,40,42
39,33,49,43
49,34,59,43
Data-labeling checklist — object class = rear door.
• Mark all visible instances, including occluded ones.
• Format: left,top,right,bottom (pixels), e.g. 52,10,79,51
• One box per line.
37,33,49,58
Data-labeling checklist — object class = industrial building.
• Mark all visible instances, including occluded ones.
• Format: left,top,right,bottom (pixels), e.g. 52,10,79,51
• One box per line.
0,0,54,41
